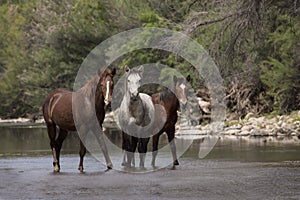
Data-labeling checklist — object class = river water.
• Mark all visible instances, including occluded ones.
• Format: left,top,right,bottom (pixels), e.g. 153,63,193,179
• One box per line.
0,124,299,199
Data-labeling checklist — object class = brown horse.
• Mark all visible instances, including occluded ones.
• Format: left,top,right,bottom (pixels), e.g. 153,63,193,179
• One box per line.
151,75,190,168
42,68,116,172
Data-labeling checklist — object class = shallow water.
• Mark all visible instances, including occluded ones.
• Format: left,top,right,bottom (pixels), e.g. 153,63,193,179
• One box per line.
0,124,299,163
0,124,300,199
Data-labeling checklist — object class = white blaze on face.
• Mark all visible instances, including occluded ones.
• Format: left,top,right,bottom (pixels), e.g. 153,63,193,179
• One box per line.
105,80,110,105
179,83,186,91
178,83,187,105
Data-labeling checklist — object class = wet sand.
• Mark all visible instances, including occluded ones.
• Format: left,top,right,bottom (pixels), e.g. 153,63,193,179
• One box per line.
0,155,299,200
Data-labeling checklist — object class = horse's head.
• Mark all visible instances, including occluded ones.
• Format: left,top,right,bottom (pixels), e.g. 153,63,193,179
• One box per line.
174,75,190,108
125,65,144,101
99,68,116,106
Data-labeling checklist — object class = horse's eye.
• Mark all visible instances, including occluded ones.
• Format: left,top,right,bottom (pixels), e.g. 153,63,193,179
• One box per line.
127,80,130,83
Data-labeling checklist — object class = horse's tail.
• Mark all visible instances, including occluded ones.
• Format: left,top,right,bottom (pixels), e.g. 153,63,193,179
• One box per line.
42,90,61,124
42,92,52,124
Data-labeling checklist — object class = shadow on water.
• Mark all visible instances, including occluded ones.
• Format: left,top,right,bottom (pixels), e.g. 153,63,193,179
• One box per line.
0,123,300,163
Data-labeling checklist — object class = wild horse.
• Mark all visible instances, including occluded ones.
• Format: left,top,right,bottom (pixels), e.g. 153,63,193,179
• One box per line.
118,66,155,168
151,75,190,168
42,68,116,172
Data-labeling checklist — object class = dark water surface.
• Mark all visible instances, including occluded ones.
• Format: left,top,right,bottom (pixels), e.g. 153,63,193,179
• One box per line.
0,124,299,199
0,124,299,162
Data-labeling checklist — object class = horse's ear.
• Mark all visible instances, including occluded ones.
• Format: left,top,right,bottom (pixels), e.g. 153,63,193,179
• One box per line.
186,75,191,82
111,68,116,76
138,65,144,74
97,68,104,76
125,65,130,73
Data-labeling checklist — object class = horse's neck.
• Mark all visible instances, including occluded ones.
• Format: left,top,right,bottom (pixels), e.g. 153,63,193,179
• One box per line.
162,87,176,101
160,87,179,110
79,76,104,109
95,82,104,109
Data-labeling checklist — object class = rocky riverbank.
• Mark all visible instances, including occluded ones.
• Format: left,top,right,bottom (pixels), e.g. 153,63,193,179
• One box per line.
194,111,300,139
1,111,300,140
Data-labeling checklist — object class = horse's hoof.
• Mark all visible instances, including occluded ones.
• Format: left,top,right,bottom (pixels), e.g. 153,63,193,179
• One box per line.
53,165,60,173
174,160,179,166
122,162,131,168
78,166,84,172
139,163,145,169
107,163,113,170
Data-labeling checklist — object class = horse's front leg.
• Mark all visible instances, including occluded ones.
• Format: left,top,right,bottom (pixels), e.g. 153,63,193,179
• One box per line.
125,136,138,168
77,125,88,172
97,125,113,170
138,137,150,168
151,133,160,168
78,141,86,172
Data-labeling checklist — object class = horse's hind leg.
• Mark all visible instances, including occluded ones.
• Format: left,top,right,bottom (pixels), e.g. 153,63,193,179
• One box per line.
55,129,68,171
151,130,163,167
46,123,60,172
166,127,179,166
78,140,86,172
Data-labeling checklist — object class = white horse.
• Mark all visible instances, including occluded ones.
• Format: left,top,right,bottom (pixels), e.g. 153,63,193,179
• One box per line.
118,65,155,168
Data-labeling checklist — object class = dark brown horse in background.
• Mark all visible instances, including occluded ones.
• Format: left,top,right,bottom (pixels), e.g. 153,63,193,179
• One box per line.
42,68,116,172
151,75,190,168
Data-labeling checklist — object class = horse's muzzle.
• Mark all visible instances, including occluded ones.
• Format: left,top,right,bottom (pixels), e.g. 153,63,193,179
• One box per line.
104,99,110,106
130,93,139,101
180,102,187,110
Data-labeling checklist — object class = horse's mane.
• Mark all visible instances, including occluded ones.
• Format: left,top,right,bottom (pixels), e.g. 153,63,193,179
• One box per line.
78,75,100,99
159,88,176,103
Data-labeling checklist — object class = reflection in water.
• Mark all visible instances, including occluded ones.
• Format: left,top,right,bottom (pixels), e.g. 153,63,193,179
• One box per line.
0,126,80,157
0,125,300,163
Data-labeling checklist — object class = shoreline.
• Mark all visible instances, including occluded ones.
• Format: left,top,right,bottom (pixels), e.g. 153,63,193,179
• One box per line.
1,111,299,141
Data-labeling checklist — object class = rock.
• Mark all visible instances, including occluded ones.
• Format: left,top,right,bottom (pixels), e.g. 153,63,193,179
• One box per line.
257,116,265,121
229,124,242,129
279,115,285,121
281,122,288,128
225,129,241,135
291,132,298,136
267,118,277,124
265,124,273,130
241,125,252,132
197,97,211,114
238,130,250,136
250,128,269,136
277,120,283,127
274,127,290,136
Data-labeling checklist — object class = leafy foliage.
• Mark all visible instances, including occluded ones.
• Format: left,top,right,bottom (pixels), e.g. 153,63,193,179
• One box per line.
0,0,299,118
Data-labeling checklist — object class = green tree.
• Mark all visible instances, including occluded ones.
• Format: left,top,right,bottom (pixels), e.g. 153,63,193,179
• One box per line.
260,14,300,113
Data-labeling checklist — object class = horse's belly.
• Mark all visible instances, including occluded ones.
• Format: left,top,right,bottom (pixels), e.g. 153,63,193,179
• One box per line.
52,103,76,131
53,114,76,131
